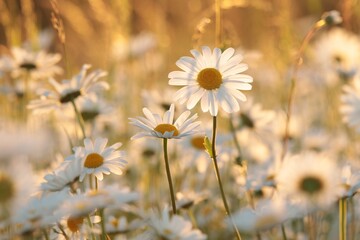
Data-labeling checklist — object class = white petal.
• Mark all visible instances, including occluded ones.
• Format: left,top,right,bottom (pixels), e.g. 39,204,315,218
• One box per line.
222,64,248,77
94,138,108,153
208,92,218,116
201,46,213,67
174,111,191,126
163,104,175,123
217,87,240,113
224,74,253,83
219,48,235,66
223,81,252,90
201,91,209,112
143,108,157,124
186,88,205,109
84,138,94,152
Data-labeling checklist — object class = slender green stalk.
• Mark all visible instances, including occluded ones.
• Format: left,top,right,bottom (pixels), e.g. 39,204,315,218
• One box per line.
95,177,98,190
162,138,177,214
211,116,241,240
281,20,325,160
70,99,86,139
339,198,347,240
57,223,69,240
87,215,96,240
42,229,50,240
281,224,288,240
100,208,107,240
229,114,243,164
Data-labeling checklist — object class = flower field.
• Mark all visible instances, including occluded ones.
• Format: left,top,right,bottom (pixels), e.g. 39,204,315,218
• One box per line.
1,1,360,239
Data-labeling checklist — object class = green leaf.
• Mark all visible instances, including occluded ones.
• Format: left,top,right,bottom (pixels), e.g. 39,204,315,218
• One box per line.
203,136,213,158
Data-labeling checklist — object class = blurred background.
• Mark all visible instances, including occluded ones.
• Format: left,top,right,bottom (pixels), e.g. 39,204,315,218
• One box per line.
0,0,356,85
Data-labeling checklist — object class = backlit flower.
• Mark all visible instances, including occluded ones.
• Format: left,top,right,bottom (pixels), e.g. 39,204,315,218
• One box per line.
27,64,108,113
129,104,201,139
276,152,342,209
67,137,127,182
169,46,253,116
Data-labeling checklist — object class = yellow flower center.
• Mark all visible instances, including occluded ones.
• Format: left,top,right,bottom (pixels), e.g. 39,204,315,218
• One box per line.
191,136,205,150
67,216,84,232
0,174,14,203
197,68,222,90
84,153,104,168
111,218,119,228
154,124,179,137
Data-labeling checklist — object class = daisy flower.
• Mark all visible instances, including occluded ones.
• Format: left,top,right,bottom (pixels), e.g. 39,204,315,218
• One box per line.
341,79,360,132
66,137,127,182
231,198,295,233
276,152,342,209
27,64,108,113
40,154,82,192
147,208,207,240
13,189,69,236
129,104,201,139
311,28,360,83
10,47,63,80
168,46,253,116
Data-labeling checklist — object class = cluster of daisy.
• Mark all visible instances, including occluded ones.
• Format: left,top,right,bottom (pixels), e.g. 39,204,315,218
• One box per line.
2,7,360,240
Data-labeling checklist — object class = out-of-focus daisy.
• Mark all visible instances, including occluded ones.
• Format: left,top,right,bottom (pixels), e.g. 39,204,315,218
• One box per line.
105,215,143,235
0,121,53,160
129,104,200,139
147,208,207,240
141,88,186,115
168,46,253,116
232,97,275,134
311,28,360,83
66,137,127,182
111,31,157,61
13,189,69,236
341,80,360,132
40,154,82,192
78,95,112,122
339,164,360,197
231,198,296,233
276,152,342,209
10,47,62,80
178,129,232,173
0,157,36,221
176,190,209,210
27,64,108,113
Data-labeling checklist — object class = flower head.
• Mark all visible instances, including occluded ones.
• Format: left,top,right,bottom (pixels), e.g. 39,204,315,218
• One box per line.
28,64,108,113
67,137,127,182
10,47,63,80
129,104,201,139
147,208,207,240
341,80,360,132
276,152,342,209
169,46,253,116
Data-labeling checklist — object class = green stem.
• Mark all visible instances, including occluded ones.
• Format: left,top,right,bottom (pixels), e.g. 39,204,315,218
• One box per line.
339,198,347,240
42,229,50,240
281,224,288,240
162,138,177,214
70,99,86,140
229,114,243,164
211,116,242,240
100,208,107,240
87,215,96,240
57,223,69,240
281,21,324,160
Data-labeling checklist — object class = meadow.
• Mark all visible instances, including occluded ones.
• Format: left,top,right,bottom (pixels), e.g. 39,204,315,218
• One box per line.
1,0,360,239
